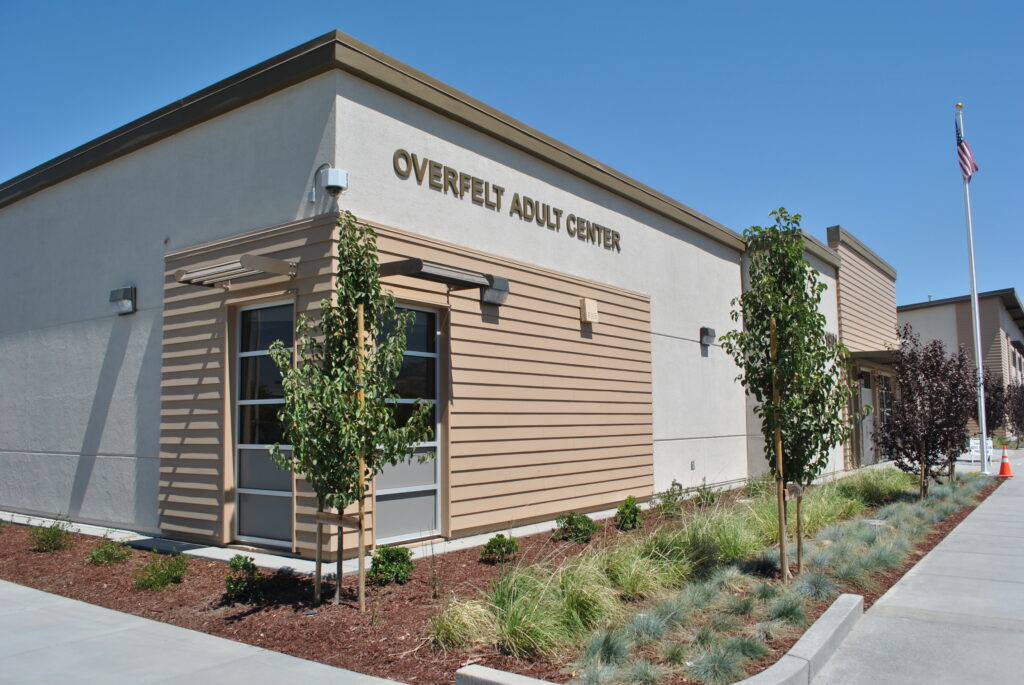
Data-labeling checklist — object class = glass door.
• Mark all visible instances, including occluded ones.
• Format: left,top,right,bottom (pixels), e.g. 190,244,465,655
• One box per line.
235,301,294,547
375,307,441,544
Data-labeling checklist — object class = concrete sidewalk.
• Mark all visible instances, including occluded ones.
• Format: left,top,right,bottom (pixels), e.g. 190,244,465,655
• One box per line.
815,449,1024,684
0,580,395,684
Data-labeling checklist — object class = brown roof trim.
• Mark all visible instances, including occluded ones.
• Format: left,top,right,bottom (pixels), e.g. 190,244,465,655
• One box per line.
0,30,744,252
802,232,841,270
826,225,897,280
899,288,1024,333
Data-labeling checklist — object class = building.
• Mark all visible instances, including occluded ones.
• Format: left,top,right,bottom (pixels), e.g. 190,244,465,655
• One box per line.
0,30,874,560
827,225,899,468
898,288,1024,396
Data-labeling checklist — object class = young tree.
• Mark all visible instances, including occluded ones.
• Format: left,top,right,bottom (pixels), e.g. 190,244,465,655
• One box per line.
941,345,978,480
875,326,977,495
1007,381,1024,445
974,367,1007,438
721,208,858,578
268,211,432,608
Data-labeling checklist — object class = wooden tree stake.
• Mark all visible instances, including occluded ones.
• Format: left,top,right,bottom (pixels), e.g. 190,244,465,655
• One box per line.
771,316,790,583
357,303,367,613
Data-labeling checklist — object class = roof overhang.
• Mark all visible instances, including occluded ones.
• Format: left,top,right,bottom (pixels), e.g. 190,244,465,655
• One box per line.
175,253,297,288
851,349,896,365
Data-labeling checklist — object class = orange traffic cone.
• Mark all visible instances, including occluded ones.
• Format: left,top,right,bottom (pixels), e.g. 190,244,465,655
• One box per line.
998,446,1014,479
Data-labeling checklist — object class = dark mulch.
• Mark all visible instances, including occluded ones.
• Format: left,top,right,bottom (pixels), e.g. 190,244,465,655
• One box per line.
0,479,1000,684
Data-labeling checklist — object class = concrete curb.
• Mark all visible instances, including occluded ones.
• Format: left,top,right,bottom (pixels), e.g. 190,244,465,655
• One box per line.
454,594,863,685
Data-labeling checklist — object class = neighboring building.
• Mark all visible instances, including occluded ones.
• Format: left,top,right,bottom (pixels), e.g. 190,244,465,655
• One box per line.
0,30,875,561
827,225,899,468
898,288,1024,396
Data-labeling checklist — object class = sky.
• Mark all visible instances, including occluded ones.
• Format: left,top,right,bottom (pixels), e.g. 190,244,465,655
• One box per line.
2,1,1020,305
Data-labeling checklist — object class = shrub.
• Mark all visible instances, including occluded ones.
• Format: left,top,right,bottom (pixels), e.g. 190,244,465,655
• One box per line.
615,496,644,531
429,600,496,650
861,541,906,572
556,555,620,635
835,468,915,506
660,641,689,665
489,566,570,658
751,581,779,601
707,613,741,634
623,660,663,685
133,551,189,591
687,641,748,684
554,512,599,543
579,628,630,668
224,554,264,604
725,635,770,660
28,519,72,552
652,595,692,629
623,612,668,646
652,480,686,516
600,544,676,599
722,594,756,616
690,481,720,507
742,474,774,499
767,593,806,624
369,545,414,585
680,508,762,572
85,538,131,565
793,570,838,601
480,533,519,564
748,618,790,642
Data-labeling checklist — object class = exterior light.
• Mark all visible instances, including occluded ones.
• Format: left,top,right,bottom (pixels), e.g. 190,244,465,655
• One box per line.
481,275,510,306
110,286,137,315
700,326,716,346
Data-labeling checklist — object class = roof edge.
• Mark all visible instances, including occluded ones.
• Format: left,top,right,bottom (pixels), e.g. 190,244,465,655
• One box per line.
899,288,1024,333
826,225,897,279
802,232,841,270
0,30,745,252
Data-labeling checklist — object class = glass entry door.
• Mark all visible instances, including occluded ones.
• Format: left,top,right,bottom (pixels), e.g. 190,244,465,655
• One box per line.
376,307,441,544
235,302,294,547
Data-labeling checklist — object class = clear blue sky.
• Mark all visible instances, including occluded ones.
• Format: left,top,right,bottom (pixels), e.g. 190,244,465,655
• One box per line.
2,1,1020,305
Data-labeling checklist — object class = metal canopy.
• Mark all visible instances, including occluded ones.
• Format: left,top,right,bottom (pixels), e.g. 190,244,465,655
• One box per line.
175,254,297,288
378,258,489,290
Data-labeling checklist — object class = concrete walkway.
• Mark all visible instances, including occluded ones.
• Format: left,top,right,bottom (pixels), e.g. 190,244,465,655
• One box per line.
0,580,395,684
815,449,1024,684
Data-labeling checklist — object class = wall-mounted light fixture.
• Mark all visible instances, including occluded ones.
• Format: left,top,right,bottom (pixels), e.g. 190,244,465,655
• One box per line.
481,275,510,306
700,326,716,346
110,286,137,315
308,164,350,203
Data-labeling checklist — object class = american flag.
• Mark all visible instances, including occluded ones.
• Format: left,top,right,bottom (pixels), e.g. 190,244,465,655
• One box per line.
956,115,979,183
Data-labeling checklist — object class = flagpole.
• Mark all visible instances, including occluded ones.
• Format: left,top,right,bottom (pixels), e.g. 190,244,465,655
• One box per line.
957,102,989,475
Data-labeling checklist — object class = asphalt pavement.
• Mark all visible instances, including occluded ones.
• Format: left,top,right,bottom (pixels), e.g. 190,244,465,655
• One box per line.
814,449,1024,684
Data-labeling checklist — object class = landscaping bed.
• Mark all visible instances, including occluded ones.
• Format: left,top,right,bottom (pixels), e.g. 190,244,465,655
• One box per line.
0,472,999,685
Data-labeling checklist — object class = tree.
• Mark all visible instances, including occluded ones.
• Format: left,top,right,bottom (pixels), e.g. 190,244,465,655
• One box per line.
974,367,1007,437
1007,381,1024,445
721,208,858,579
268,210,433,608
875,326,977,495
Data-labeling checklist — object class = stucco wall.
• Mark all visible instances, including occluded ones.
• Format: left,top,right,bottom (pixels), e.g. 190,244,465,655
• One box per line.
0,74,339,531
898,303,959,352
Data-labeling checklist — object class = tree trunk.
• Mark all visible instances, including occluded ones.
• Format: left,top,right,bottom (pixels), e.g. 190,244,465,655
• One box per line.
919,441,927,498
770,317,789,583
314,510,323,605
356,303,367,613
947,453,956,483
795,493,804,576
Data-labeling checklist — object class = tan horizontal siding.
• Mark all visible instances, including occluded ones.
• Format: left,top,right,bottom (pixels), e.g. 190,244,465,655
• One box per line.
374,221,654,543
159,215,336,550
836,241,898,353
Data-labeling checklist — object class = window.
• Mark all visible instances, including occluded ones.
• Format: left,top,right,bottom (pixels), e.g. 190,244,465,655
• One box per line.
877,375,894,428
375,307,442,544
235,302,294,546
